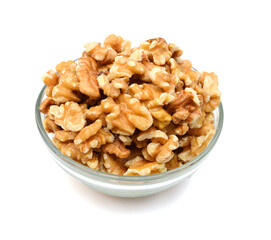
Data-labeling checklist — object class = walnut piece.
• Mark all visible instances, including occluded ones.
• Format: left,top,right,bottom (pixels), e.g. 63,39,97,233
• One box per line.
49,102,86,132
76,57,100,99
102,153,127,175
103,138,130,158
124,161,167,176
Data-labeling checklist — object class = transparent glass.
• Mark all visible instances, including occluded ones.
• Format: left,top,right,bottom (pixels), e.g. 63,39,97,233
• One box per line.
35,86,224,197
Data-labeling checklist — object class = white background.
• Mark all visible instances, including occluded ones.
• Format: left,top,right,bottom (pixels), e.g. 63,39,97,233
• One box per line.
1,0,270,239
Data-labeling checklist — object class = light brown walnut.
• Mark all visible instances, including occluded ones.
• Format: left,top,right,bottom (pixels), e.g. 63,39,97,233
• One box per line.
49,102,86,132
143,38,172,65
199,72,221,112
39,97,56,114
104,34,131,56
74,119,102,145
166,88,203,125
55,130,77,142
97,74,129,98
165,153,182,170
107,56,145,80
102,153,127,175
102,95,153,135
84,42,117,65
124,161,167,176
169,58,200,88
168,43,183,63
77,127,114,154
52,137,93,164
42,70,59,97
86,153,101,170
142,60,179,93
76,57,100,99
156,135,179,163
103,138,130,158
137,126,168,144
43,117,61,133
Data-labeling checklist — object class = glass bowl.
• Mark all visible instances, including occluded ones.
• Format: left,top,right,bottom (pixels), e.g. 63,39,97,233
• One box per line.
35,85,223,197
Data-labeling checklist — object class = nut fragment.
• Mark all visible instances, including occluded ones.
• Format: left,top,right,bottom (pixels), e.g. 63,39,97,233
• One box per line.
156,135,179,163
103,153,127,175
74,119,102,145
39,97,55,114
76,57,100,99
84,42,117,65
43,117,61,133
103,138,130,158
52,61,81,103
144,38,172,65
49,102,86,132
124,161,167,176
55,130,77,142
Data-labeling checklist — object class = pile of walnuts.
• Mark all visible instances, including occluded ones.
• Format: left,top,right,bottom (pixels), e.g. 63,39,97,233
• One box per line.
39,34,221,176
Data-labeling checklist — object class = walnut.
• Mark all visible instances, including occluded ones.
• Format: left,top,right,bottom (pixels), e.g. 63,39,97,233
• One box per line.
77,127,114,154
169,58,200,88
102,94,153,135
60,142,93,164
118,135,132,146
97,63,113,75
104,34,131,56
43,117,61,133
50,61,81,104
86,153,101,170
74,119,102,145
117,94,153,131
147,92,175,128
137,126,168,144
42,70,59,97
84,42,117,65
142,60,179,93
129,83,162,101
178,116,215,162
132,134,149,148
39,97,56,114
165,153,182,170
55,130,77,142
76,57,100,99
129,83,174,128
199,72,221,112
166,88,202,125
102,153,127,175
124,156,144,168
156,135,179,163
101,97,136,135
103,138,130,158
168,43,183,63
97,74,129,98
52,137,93,164
143,38,172,65
107,56,145,80
124,161,167,176
86,105,103,121
49,102,86,132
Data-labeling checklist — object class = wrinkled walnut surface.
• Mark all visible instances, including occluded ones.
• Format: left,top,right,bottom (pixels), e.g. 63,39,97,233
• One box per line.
40,34,221,175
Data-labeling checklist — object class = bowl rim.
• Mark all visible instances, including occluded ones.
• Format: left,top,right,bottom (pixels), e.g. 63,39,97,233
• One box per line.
35,85,223,182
